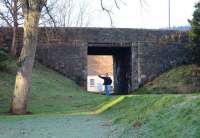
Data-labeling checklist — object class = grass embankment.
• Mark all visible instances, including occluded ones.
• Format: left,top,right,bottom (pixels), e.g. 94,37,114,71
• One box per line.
100,65,200,137
101,94,200,137
135,65,200,94
0,60,200,137
0,60,115,114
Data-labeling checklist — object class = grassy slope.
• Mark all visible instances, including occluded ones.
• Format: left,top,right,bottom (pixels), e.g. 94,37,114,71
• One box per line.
135,65,200,94
0,61,113,114
100,65,200,137
101,94,200,137
0,60,200,137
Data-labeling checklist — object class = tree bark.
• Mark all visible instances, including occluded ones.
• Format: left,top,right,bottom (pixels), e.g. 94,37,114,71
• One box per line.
10,26,17,56
10,0,18,57
11,10,41,115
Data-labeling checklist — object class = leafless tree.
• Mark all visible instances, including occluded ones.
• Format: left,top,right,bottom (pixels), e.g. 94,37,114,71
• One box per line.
0,0,56,57
50,0,90,27
10,0,89,115
10,0,46,115
0,0,22,56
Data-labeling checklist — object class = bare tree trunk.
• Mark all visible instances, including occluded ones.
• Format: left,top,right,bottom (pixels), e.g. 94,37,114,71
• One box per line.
10,0,18,57
10,26,17,56
11,11,41,115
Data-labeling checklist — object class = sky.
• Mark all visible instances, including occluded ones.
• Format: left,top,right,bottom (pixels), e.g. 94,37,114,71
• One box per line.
86,0,199,28
0,0,198,29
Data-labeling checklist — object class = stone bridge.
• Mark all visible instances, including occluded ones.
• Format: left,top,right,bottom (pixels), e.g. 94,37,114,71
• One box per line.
0,27,191,94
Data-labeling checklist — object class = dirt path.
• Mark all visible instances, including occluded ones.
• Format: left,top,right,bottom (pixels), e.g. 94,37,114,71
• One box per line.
0,115,121,138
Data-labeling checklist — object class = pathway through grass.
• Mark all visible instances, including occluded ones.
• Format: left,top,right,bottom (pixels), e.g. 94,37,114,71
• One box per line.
0,115,121,138
0,96,126,138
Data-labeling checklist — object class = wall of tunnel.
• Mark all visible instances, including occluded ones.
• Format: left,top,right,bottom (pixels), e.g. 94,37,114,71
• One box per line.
88,46,132,94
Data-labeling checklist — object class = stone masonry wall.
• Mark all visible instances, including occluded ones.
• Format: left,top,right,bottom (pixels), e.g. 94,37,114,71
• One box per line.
136,42,192,85
0,27,188,48
36,42,87,88
0,27,191,92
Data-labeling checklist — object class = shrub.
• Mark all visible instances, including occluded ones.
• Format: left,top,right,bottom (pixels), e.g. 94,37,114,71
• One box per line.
0,48,9,70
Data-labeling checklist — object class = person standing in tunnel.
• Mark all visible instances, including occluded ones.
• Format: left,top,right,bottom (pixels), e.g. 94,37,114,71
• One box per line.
98,73,112,96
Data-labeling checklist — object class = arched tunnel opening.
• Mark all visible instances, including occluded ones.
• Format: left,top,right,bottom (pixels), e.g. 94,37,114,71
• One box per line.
87,45,132,95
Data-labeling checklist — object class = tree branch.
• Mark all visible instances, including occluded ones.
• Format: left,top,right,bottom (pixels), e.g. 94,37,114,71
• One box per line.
0,12,12,27
43,3,56,27
100,0,114,27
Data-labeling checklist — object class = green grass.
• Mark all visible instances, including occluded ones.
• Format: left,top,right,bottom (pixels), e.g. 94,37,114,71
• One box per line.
135,65,200,94
1,60,200,137
0,60,115,114
101,94,200,138
99,65,200,137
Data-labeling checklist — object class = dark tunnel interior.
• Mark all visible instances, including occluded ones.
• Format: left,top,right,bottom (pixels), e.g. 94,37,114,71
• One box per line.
87,46,132,94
